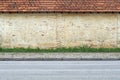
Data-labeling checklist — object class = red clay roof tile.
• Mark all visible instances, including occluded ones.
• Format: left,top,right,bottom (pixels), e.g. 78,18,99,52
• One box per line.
0,0,120,12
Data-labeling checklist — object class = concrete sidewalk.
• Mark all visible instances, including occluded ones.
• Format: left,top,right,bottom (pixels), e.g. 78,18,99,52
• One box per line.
0,53,120,61
0,61,120,80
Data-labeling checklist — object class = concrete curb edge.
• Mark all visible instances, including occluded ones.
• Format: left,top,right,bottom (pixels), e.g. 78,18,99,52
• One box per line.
0,53,120,61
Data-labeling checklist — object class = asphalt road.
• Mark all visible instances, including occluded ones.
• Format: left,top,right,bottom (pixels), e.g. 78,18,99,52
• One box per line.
0,61,120,80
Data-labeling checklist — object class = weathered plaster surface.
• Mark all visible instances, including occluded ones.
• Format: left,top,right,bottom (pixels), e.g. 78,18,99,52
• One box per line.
61,13,117,48
0,13,118,48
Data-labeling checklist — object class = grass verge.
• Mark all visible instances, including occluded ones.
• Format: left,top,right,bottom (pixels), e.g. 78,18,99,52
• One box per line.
0,47,120,53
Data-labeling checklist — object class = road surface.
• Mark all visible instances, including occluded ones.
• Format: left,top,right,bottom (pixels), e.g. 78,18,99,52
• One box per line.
0,61,120,80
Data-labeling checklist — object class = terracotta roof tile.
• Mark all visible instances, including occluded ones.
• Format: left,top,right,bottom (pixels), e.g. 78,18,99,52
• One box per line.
0,0,120,12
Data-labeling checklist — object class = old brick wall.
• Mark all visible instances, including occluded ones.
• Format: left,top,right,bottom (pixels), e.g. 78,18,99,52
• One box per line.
0,13,118,48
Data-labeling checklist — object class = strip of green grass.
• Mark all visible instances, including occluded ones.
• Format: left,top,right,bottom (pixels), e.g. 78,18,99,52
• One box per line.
0,47,120,53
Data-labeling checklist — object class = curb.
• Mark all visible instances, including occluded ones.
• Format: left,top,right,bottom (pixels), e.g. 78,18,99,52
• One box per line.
0,53,120,61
